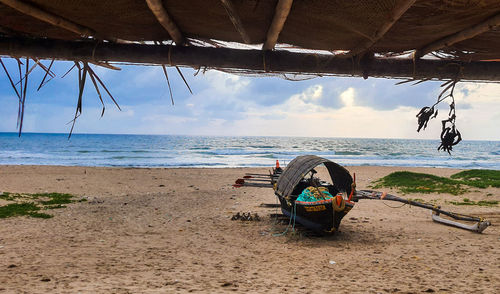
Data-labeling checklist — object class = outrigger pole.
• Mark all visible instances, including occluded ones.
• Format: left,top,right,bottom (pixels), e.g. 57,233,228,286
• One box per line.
354,190,491,233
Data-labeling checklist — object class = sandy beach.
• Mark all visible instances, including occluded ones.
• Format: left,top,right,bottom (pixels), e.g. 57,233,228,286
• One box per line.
0,165,499,293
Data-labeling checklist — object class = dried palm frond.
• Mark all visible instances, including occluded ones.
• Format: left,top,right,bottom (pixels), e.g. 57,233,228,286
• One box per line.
161,64,174,105
36,59,55,91
175,66,193,95
67,62,87,138
87,63,106,117
61,63,76,78
2,57,122,137
0,57,22,102
86,65,121,111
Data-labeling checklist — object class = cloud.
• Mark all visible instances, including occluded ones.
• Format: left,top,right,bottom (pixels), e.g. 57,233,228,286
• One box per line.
0,60,499,140
340,87,355,107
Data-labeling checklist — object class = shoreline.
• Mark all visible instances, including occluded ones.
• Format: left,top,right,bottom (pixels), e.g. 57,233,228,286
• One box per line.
0,163,473,170
0,165,498,293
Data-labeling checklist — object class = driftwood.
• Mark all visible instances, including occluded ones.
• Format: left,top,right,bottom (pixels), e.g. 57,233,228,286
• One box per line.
1,37,499,81
262,0,293,50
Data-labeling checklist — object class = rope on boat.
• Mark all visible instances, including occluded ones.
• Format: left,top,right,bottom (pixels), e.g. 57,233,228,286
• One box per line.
382,201,407,208
273,201,297,237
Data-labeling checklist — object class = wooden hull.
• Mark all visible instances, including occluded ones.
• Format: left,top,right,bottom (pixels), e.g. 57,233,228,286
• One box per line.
278,196,354,233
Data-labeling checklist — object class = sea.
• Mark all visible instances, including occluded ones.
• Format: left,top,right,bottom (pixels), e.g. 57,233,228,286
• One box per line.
0,132,499,169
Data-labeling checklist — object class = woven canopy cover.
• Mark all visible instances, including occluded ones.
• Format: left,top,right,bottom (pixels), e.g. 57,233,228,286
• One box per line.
0,0,500,80
275,155,353,198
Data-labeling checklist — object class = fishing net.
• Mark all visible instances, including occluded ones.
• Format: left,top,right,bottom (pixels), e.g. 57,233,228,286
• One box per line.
296,187,333,203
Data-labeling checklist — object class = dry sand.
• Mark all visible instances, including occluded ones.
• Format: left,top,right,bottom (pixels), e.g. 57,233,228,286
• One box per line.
0,165,499,293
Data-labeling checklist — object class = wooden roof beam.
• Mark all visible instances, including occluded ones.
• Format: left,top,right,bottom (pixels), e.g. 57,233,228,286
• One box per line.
2,36,500,82
346,0,416,57
220,0,251,44
415,13,500,59
0,0,116,42
145,0,185,45
262,0,293,50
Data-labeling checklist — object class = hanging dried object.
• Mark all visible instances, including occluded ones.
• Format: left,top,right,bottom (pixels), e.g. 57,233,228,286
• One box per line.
416,106,435,132
410,64,462,153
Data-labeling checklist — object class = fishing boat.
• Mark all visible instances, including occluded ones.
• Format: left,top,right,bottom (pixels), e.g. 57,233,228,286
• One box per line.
234,155,491,234
273,155,355,233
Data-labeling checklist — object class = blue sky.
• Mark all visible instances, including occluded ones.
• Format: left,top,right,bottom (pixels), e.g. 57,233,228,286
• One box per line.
1,58,499,140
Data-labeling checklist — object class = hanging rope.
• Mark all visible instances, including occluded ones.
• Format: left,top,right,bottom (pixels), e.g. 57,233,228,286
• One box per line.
273,200,297,236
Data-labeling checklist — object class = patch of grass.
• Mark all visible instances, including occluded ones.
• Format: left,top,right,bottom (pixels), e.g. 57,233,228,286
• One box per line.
0,202,52,218
448,198,499,207
373,171,467,195
0,192,79,219
29,212,53,218
0,192,14,201
450,169,500,188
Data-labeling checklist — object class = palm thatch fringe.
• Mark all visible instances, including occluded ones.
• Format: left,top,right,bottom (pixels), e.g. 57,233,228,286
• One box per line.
161,64,174,105
175,66,193,94
35,58,55,91
1,56,120,137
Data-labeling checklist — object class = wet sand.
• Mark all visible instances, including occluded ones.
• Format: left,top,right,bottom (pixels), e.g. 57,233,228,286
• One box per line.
0,165,499,293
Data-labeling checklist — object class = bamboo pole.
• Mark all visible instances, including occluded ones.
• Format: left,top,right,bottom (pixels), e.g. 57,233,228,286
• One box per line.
1,36,500,81
145,0,185,45
263,0,293,50
415,13,500,59
346,0,416,57
0,0,115,41
220,0,251,44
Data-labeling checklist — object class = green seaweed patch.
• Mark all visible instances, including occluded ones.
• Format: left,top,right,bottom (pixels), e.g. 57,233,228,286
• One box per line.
373,171,467,195
0,202,52,219
0,192,14,201
36,193,74,205
450,169,500,188
447,198,499,207
0,192,80,219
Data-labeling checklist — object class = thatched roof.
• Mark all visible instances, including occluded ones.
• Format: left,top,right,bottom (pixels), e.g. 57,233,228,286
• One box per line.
0,0,500,81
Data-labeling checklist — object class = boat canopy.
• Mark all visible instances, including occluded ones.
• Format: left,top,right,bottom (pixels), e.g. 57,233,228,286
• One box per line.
275,155,353,198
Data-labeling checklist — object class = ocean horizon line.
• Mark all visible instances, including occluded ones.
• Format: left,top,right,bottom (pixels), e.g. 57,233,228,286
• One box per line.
1,131,499,143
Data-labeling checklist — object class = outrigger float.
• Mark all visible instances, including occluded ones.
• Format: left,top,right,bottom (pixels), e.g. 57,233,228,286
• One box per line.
233,155,491,234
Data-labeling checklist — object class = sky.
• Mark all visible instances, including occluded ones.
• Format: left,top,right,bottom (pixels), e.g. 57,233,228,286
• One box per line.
0,58,499,140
